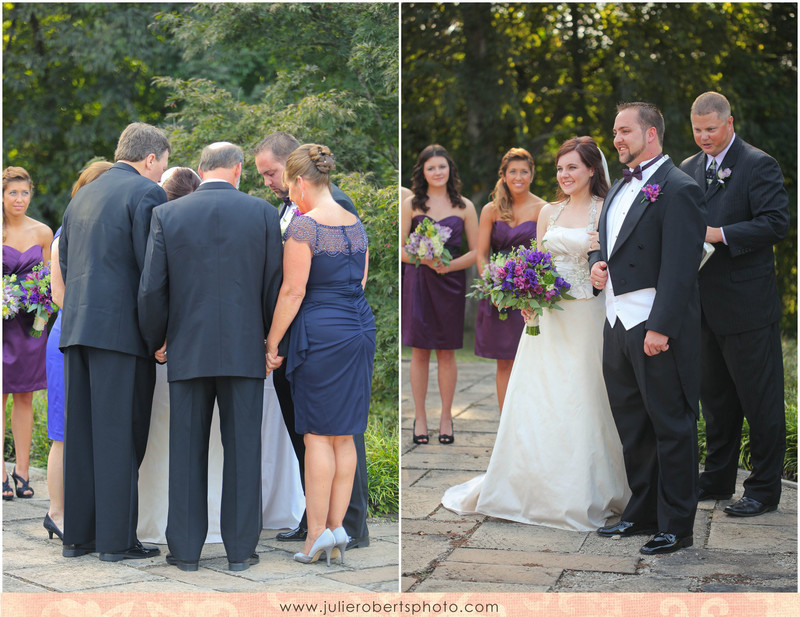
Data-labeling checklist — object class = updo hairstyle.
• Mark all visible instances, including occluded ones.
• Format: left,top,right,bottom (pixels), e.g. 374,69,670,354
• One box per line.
283,144,336,189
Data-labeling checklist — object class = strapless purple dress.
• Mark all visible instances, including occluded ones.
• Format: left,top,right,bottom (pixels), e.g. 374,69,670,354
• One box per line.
474,220,537,359
3,244,47,393
402,215,466,349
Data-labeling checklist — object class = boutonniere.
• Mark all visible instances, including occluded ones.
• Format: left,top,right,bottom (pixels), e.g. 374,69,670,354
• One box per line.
640,183,662,204
292,206,304,217
716,168,732,186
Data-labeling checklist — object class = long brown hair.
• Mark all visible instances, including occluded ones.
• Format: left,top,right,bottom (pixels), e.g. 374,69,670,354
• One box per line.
410,144,464,213
490,148,534,224
553,137,609,203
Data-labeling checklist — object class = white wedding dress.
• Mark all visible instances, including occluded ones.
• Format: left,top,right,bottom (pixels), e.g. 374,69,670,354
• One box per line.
137,365,304,543
442,200,630,531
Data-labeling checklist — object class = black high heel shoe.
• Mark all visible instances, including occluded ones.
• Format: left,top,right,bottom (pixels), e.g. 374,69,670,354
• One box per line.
43,513,64,540
412,420,429,445
439,419,454,445
2,475,13,501
11,468,34,498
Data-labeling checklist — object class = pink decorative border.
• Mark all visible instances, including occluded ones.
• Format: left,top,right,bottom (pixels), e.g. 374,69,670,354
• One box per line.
1,593,798,616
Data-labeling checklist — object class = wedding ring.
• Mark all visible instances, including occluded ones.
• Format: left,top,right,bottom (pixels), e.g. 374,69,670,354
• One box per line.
594,281,600,287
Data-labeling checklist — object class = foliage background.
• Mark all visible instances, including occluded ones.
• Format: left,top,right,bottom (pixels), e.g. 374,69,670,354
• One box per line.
402,2,797,336
3,2,399,516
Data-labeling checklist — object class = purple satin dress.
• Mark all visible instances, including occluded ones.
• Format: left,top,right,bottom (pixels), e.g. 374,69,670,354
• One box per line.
402,215,466,350
474,220,537,359
3,244,47,393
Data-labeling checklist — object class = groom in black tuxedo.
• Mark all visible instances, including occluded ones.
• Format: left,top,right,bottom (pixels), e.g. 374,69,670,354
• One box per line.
253,131,370,549
680,92,789,516
59,122,169,561
138,142,283,571
589,102,706,554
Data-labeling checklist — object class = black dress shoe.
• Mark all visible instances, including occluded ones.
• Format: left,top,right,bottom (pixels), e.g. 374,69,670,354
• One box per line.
99,541,160,562
276,525,307,541
166,553,199,572
63,542,96,558
724,496,778,517
698,488,733,501
346,535,369,550
228,553,259,571
596,520,658,537
640,532,693,555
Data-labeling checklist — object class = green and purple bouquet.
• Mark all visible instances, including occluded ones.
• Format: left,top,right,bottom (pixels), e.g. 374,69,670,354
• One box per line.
20,263,56,337
469,241,572,335
404,217,453,267
2,274,24,321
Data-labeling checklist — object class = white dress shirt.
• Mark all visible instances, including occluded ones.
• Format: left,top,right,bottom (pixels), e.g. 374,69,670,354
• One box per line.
604,155,668,329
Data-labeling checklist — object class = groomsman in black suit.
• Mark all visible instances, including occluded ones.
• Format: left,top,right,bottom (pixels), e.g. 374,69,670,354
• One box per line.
254,131,370,549
589,103,706,554
59,122,170,560
138,142,283,571
680,92,789,516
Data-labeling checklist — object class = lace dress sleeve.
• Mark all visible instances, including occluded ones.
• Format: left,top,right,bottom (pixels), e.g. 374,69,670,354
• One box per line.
285,215,317,250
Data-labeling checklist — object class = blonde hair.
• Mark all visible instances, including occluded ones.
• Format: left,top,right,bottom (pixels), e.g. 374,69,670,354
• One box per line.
3,166,34,242
71,161,113,197
283,144,336,188
490,148,534,223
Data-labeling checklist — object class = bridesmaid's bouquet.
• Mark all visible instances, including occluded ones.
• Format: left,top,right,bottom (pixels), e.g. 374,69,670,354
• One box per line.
404,217,453,267
20,263,56,337
2,274,24,320
469,241,572,335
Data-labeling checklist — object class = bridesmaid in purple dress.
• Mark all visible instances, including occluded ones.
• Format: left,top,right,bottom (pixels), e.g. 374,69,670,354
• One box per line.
401,145,478,445
475,148,547,413
2,166,53,501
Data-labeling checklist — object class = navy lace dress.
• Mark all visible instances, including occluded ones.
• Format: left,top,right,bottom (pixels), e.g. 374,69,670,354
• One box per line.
285,215,376,436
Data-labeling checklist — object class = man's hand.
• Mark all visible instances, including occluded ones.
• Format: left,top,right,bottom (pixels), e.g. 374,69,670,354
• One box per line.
155,341,167,363
644,330,670,356
705,226,724,243
590,261,608,290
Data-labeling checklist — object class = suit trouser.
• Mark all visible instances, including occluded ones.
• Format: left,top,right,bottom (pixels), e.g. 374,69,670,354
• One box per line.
603,321,698,537
62,346,155,551
273,363,369,539
166,376,263,563
699,316,785,504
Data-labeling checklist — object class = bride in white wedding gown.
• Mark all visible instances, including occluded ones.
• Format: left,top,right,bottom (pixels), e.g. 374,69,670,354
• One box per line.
137,366,305,544
442,137,630,531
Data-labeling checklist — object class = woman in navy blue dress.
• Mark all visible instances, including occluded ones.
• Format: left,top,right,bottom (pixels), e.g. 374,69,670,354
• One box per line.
401,145,477,445
266,144,375,566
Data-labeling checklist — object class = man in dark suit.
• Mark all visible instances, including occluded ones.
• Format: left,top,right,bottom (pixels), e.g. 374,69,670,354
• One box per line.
589,102,706,555
680,92,789,517
253,131,370,549
59,122,170,561
138,142,283,571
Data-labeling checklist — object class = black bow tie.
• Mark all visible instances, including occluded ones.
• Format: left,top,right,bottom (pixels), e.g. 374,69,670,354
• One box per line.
282,196,293,208
622,154,663,183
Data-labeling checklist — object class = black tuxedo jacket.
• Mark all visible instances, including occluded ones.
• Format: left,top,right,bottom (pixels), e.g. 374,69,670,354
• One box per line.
137,182,283,381
589,158,706,411
679,137,789,335
60,162,168,358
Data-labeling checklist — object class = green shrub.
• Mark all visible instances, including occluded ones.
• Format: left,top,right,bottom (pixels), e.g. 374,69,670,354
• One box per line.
365,408,399,517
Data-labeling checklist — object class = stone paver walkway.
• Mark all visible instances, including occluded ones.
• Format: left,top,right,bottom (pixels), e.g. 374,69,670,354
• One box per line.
401,358,797,593
2,464,398,593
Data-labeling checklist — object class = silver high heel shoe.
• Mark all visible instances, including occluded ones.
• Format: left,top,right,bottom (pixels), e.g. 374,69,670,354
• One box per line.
330,526,349,565
293,528,335,566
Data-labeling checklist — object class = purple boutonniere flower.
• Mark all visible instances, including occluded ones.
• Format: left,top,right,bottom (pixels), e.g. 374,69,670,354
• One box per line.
717,168,732,186
641,183,662,204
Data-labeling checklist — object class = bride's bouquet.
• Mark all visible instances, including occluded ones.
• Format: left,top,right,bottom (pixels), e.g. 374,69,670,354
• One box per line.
20,263,56,337
469,241,572,335
2,274,25,321
404,217,452,268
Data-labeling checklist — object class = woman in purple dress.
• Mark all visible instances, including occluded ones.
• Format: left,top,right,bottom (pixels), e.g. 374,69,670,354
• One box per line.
401,145,478,445
474,148,546,413
2,166,53,501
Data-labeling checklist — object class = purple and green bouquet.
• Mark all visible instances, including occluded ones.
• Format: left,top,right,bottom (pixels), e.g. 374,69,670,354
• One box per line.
2,274,25,321
404,217,453,268
469,241,572,335
20,263,56,337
